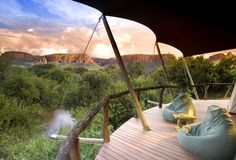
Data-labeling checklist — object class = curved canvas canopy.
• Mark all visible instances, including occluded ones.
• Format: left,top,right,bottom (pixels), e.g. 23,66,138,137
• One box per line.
73,0,235,57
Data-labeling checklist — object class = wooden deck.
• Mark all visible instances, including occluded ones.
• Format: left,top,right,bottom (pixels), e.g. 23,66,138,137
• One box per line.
95,100,236,160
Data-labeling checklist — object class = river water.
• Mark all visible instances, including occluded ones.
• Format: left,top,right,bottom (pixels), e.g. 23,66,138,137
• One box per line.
45,109,76,137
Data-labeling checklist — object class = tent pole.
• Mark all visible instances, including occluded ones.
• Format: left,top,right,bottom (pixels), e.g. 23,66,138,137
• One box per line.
182,58,200,99
228,82,236,114
155,41,174,101
101,15,150,131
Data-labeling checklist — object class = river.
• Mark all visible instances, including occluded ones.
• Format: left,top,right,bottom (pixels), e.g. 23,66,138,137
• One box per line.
45,109,76,137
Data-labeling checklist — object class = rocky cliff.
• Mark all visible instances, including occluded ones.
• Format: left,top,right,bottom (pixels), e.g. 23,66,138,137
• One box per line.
1,51,176,66
1,51,95,64
44,54,94,64
93,54,176,66
208,52,235,62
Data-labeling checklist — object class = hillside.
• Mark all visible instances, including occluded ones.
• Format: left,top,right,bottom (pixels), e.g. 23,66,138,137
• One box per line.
93,54,175,66
1,51,175,67
208,52,235,64
1,51,95,64
1,51,234,70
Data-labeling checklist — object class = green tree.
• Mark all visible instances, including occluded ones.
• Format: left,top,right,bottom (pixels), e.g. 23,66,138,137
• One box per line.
167,58,187,86
2,68,40,104
0,94,42,130
149,67,167,85
213,57,236,83
43,67,72,84
185,56,214,84
1,66,61,107
126,62,144,79
30,63,57,77
102,65,121,81
0,56,12,82
66,71,112,107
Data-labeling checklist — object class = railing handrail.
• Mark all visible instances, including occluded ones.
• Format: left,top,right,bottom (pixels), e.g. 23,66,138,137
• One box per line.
109,83,234,99
56,96,110,160
109,85,178,99
55,84,178,159
55,82,234,159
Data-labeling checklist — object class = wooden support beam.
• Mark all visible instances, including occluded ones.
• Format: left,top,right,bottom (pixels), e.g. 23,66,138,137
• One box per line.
182,58,199,99
155,41,174,101
103,98,110,143
224,84,233,98
102,15,150,131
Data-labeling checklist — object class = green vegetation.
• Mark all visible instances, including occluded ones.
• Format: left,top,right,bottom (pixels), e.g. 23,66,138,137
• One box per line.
0,55,235,159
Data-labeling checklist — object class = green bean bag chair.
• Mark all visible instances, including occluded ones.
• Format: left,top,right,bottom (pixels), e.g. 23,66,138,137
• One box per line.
162,92,196,122
177,105,236,160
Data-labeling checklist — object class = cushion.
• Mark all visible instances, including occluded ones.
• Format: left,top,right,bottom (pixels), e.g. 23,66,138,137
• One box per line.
162,92,195,122
177,105,236,160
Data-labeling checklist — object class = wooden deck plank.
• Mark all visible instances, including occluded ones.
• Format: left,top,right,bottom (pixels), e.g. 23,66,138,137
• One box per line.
114,130,188,160
123,124,180,146
96,99,235,160
117,126,191,155
110,135,168,160
95,154,106,160
102,144,136,160
116,124,196,159
113,131,176,160
98,145,125,160
106,137,155,160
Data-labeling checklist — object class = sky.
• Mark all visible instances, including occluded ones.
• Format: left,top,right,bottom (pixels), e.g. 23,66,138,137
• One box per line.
0,0,234,58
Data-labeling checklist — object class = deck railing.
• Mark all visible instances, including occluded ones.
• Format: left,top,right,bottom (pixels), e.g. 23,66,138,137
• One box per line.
55,83,233,160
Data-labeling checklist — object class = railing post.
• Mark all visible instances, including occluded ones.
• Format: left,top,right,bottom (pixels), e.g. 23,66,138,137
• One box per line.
103,98,110,143
159,87,165,108
56,97,110,160
134,90,140,118
69,138,80,160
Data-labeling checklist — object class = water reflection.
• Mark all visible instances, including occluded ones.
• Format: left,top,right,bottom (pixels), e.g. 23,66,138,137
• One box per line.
45,109,75,136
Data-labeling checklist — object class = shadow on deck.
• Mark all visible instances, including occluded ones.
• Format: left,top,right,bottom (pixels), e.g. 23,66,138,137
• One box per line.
96,100,236,160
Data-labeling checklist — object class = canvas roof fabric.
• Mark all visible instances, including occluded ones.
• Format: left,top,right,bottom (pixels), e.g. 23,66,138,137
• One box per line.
73,0,235,57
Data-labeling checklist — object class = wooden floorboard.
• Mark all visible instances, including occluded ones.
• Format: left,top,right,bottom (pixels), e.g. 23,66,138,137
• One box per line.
96,99,235,160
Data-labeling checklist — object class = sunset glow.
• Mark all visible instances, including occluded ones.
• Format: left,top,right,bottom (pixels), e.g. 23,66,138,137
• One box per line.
0,0,234,58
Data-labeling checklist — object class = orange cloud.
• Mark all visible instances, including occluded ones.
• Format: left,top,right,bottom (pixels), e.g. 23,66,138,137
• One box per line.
0,17,186,58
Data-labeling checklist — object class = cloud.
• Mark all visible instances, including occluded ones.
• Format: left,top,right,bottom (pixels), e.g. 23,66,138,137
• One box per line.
0,1,63,34
0,0,101,35
32,0,101,24
93,43,113,58
0,0,24,16
0,26,98,55
0,0,37,28
0,1,184,59
27,28,34,32
0,16,185,58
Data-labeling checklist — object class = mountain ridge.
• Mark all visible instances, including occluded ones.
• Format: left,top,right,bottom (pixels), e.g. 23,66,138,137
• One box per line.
1,51,175,66
1,51,235,67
